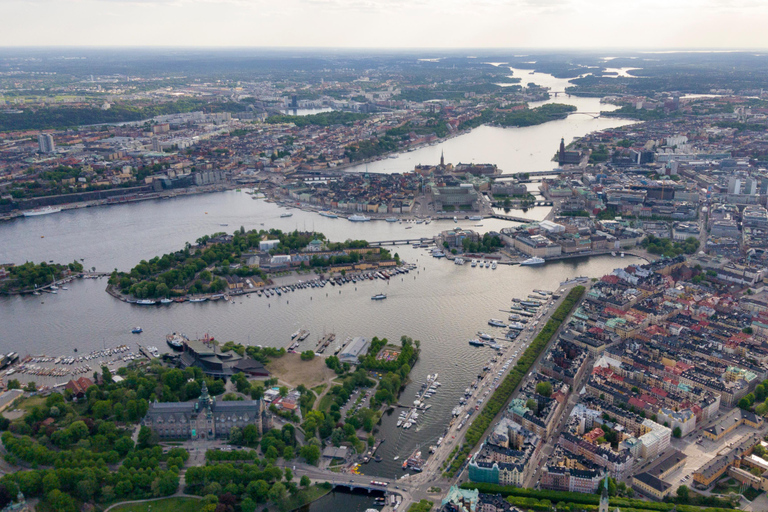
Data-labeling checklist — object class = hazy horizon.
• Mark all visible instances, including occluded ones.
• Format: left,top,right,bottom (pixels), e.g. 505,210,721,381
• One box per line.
4,0,768,49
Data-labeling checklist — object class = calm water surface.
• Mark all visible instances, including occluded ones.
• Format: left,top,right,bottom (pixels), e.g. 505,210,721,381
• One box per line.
0,69,642,483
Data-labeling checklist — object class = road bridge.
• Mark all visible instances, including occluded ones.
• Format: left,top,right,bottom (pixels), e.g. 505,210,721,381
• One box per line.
367,238,434,247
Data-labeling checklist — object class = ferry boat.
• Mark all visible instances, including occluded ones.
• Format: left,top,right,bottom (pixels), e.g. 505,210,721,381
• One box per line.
468,215,483,221
131,327,143,334
521,256,545,266
454,258,465,265
477,332,494,341
22,206,61,217
386,217,398,222
520,300,541,307
280,213,293,218
508,322,526,330
468,339,486,347
166,332,188,350
159,298,173,304
189,297,208,303
488,319,507,328
348,214,371,222
135,299,156,306
371,293,387,300
319,211,338,218
431,251,445,258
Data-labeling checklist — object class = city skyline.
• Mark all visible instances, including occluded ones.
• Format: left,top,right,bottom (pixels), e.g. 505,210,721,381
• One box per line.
3,0,768,48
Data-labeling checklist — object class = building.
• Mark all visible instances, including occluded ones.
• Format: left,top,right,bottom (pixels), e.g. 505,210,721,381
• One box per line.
432,184,479,211
37,133,55,153
65,377,95,399
259,240,280,251
142,381,271,440
559,138,583,165
179,338,269,378
632,471,672,500
693,433,761,488
338,336,369,364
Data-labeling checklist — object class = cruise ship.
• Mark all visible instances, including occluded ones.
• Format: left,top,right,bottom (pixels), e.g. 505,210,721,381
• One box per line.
520,256,545,266
23,206,62,217
318,211,338,218
348,214,371,222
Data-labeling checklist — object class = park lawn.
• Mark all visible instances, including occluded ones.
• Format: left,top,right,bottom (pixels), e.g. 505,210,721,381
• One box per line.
109,497,202,512
14,395,46,413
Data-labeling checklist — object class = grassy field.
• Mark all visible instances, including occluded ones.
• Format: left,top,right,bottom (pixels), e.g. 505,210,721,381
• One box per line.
266,352,336,388
108,497,202,512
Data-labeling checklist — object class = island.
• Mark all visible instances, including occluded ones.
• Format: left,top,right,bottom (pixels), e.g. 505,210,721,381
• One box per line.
0,260,83,295
107,228,399,303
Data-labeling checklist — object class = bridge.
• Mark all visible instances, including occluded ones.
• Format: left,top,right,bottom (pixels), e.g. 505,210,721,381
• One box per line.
368,238,434,247
490,212,536,223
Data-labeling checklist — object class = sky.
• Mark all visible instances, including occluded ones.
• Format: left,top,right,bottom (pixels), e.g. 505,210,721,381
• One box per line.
3,0,768,48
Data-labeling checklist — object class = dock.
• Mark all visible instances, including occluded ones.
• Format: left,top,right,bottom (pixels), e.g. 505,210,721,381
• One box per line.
315,333,336,353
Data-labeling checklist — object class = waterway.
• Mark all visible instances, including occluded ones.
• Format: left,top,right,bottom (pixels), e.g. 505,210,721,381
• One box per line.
0,69,645,485
343,66,635,176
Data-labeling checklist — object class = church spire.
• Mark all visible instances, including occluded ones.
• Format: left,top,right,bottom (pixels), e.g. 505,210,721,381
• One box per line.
440,150,444,167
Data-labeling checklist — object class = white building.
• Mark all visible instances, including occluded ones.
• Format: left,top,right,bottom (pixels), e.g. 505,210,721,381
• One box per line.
38,133,55,153
259,240,280,251
338,337,369,364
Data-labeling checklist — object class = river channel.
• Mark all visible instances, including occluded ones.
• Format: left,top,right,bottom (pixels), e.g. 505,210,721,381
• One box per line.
0,69,640,482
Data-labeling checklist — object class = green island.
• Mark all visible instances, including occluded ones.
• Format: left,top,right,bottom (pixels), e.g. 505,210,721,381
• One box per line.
443,286,585,477
0,329,418,512
0,260,83,295
495,103,578,127
107,228,396,300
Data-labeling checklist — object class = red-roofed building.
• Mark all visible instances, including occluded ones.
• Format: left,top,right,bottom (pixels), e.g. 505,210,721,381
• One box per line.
628,396,647,410
65,377,94,399
651,387,668,398
640,394,658,406
584,427,605,444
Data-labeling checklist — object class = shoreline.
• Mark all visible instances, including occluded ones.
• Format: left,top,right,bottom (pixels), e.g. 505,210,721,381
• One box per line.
0,183,236,222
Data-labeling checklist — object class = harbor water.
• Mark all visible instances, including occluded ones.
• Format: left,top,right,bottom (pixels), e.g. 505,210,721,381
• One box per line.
0,68,642,481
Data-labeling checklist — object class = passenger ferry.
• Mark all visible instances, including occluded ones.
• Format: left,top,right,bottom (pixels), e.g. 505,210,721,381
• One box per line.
319,211,338,218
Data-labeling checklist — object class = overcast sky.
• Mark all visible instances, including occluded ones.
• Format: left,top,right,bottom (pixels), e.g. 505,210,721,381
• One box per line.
3,0,768,48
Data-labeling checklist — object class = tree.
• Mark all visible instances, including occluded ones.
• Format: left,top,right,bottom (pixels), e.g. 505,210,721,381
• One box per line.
138,425,153,448
25,381,37,392
535,381,552,397
677,485,689,502
268,482,287,502
300,444,320,465
6,380,20,390
300,475,311,488
673,426,682,438
526,399,537,412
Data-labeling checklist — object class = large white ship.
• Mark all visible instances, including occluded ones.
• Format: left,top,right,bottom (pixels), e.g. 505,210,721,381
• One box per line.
348,214,371,222
23,206,61,217
520,256,545,266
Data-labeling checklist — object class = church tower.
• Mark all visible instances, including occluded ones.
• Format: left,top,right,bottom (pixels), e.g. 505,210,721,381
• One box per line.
440,150,445,168
599,474,610,512
559,137,566,163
